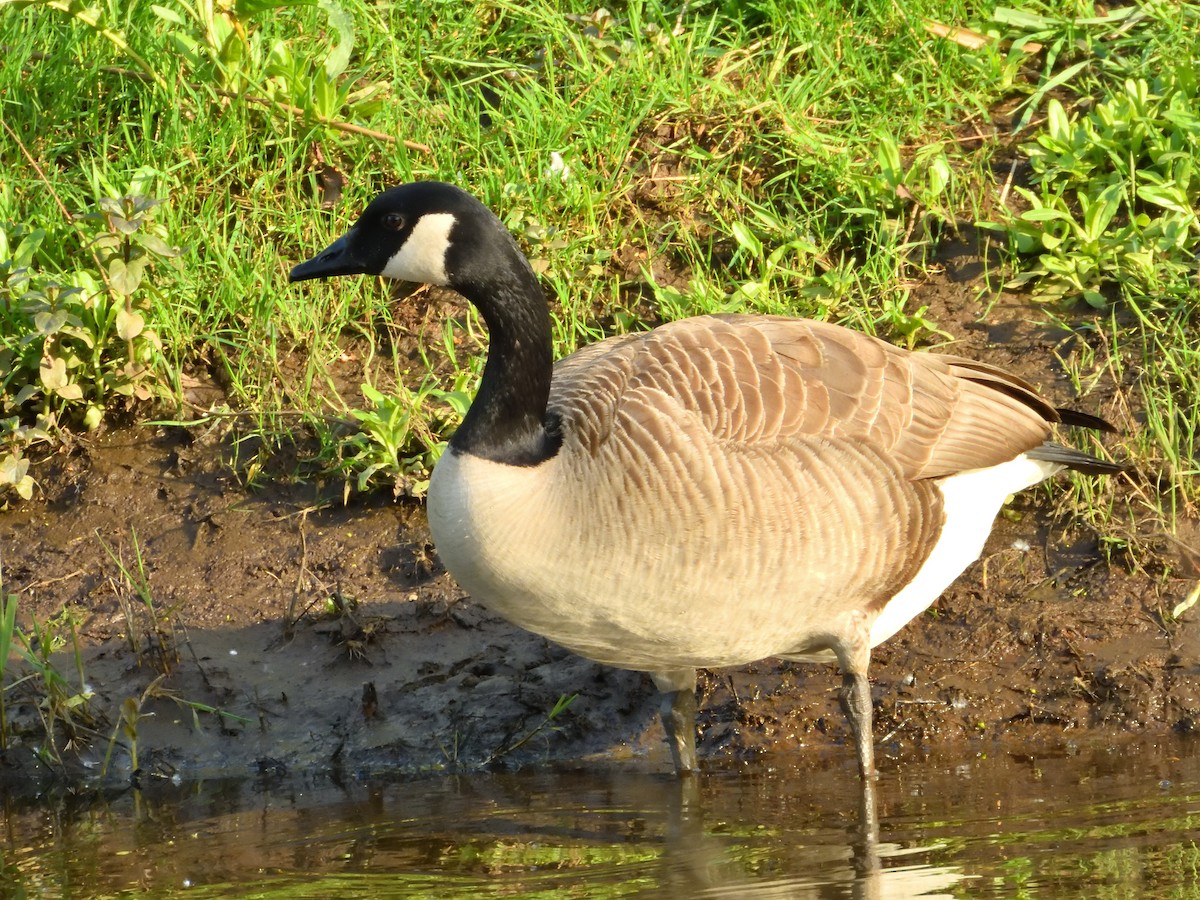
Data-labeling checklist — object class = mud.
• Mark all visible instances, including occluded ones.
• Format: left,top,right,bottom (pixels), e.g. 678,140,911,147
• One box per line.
2,242,1199,791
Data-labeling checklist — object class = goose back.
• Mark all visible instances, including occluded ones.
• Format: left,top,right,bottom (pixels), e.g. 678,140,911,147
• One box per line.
550,314,1057,478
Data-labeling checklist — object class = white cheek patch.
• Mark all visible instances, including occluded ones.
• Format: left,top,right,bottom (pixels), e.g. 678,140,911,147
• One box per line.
380,212,455,285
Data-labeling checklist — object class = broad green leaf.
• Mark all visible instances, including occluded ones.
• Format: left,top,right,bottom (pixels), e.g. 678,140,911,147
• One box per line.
1013,232,1039,253
927,157,951,197
991,7,1055,29
150,4,185,25
1046,98,1070,144
0,454,29,486
1040,255,1078,276
40,356,83,400
430,389,472,418
319,0,354,79
116,307,145,341
168,31,201,59
13,228,45,267
1137,185,1192,215
1019,207,1072,222
39,356,68,391
219,29,245,70
875,136,903,188
107,256,148,295
33,309,69,335
133,231,181,258
730,221,763,257
91,232,123,251
12,384,39,406
1083,185,1122,240
108,213,138,235
313,73,336,116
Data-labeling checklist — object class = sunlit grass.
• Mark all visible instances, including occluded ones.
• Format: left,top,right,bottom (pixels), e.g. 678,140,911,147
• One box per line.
0,0,1196,555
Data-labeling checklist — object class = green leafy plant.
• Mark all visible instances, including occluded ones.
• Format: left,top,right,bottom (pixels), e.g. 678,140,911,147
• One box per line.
326,381,468,499
0,565,94,763
152,0,389,132
102,674,251,778
0,436,36,504
853,135,956,236
875,293,953,349
724,210,823,309
152,0,271,94
12,606,96,764
11,0,386,137
996,79,1200,308
0,191,178,433
482,692,578,766
263,2,390,124
986,4,1125,131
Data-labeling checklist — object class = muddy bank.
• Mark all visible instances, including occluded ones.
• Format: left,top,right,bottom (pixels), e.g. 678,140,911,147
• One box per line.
0,429,655,783
2,420,1197,791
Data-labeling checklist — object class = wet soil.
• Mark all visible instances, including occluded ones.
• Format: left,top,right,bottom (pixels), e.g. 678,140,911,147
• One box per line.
2,242,1199,791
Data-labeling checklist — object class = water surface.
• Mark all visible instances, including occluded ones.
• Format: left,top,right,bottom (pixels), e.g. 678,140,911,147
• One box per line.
4,737,1199,898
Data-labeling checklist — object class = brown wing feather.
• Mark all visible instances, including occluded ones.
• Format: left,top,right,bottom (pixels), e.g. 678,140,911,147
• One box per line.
550,314,1060,479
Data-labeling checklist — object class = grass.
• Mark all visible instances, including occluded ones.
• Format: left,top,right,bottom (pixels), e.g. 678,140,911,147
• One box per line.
96,527,181,674
0,1,1196,543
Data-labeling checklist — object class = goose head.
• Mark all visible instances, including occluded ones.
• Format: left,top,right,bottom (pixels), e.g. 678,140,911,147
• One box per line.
289,181,558,465
289,182,538,295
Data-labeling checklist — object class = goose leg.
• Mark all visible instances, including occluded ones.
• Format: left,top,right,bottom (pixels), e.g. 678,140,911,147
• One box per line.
839,670,875,782
839,668,881,859
661,686,699,773
829,622,880,853
652,669,699,774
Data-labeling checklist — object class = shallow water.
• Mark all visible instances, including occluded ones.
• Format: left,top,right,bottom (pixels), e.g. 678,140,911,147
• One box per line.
3,736,1199,898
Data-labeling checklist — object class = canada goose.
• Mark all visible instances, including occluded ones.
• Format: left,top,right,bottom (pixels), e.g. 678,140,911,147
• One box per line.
290,181,1120,780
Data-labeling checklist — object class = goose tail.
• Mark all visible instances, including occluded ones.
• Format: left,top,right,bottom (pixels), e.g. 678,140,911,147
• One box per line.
1027,441,1125,476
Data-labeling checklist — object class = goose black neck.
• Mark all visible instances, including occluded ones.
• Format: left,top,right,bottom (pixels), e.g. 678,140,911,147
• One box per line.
449,254,560,466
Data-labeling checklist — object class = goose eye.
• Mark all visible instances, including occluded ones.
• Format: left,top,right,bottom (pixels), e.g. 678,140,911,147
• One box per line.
381,212,406,231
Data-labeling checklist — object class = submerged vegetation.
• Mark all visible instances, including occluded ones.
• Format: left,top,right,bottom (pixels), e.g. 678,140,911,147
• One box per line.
1,0,1199,765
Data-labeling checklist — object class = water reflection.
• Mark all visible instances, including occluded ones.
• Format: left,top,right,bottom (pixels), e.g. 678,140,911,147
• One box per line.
3,737,1199,898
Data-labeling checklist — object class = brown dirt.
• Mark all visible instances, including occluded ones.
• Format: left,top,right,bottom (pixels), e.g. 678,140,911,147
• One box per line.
2,238,1199,792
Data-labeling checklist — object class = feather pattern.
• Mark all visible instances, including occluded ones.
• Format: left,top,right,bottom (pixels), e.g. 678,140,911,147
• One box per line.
428,313,1076,673
550,315,1055,479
